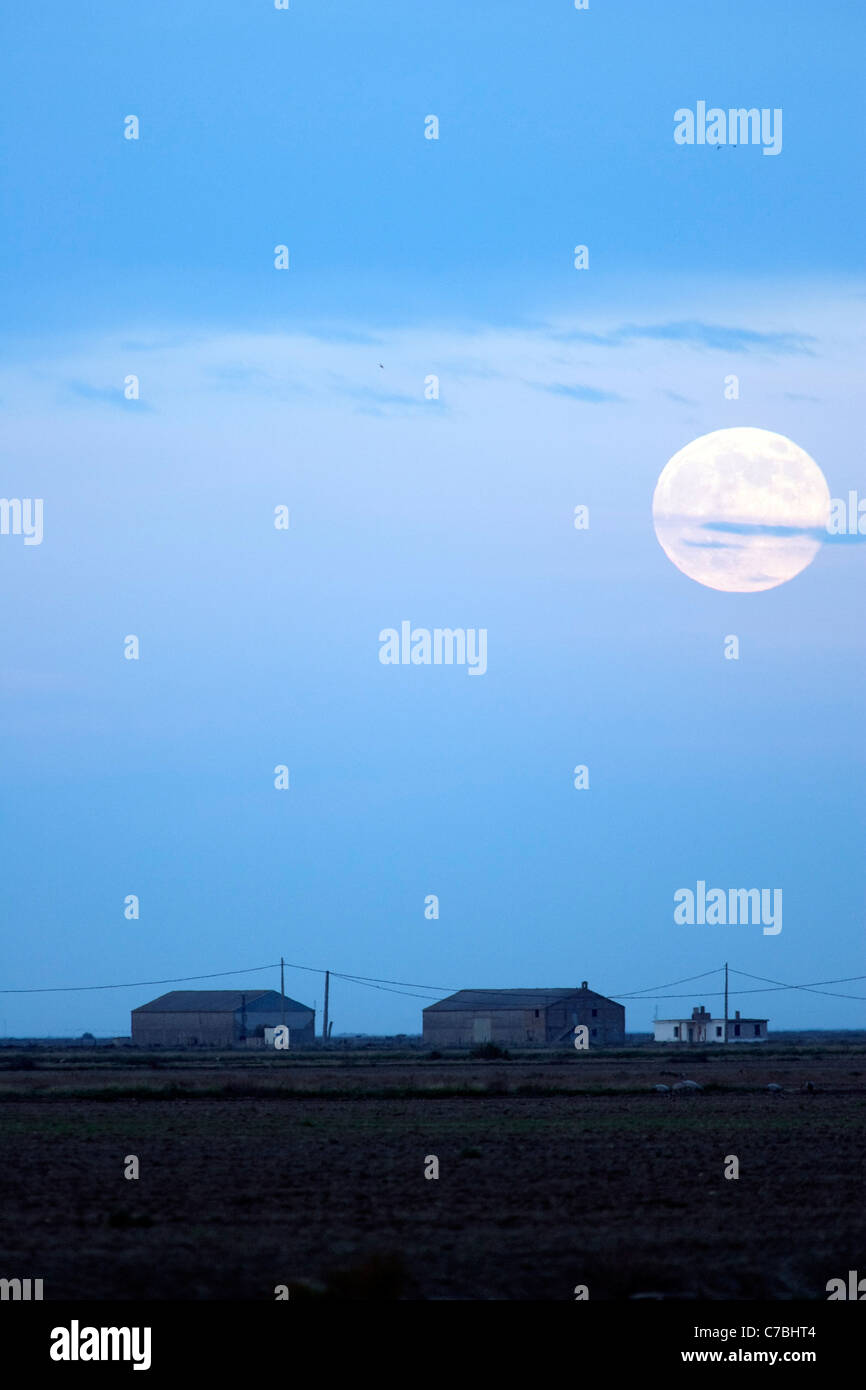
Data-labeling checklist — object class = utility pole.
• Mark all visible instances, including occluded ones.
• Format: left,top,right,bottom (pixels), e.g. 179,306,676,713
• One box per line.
323,970,329,1042
724,961,729,1044
280,957,285,1030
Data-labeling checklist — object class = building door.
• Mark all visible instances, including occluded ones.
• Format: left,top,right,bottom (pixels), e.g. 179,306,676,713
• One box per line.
473,1018,492,1043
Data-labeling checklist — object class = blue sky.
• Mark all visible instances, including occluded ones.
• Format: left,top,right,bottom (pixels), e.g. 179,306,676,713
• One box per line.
2,0,863,333
1,2,864,1036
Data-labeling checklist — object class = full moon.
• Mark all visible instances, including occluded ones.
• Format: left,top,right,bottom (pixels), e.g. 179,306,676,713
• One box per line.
652,426,830,592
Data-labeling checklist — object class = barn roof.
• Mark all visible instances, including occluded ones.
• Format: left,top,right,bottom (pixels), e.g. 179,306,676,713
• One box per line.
424,987,620,1012
132,990,312,1014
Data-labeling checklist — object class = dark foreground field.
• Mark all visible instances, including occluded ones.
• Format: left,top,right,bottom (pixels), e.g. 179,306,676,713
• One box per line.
1,1045,864,1300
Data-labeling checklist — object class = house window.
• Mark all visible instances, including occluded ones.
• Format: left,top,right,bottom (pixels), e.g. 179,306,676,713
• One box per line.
534,1010,539,1018
591,1009,598,1017
754,1023,761,1036
715,1026,722,1037
734,1023,741,1037
673,1025,680,1038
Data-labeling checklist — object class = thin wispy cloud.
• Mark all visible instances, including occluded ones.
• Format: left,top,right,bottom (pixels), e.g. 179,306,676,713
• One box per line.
66,380,154,410
348,389,433,413
537,382,625,404
617,321,816,354
696,521,866,544
554,320,817,355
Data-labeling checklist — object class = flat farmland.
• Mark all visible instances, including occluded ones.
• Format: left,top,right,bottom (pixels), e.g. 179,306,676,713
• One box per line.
0,1046,863,1300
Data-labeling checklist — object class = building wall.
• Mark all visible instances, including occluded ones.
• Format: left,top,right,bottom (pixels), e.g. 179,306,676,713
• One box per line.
246,1011,315,1044
545,997,625,1045
726,1019,767,1042
131,1011,237,1046
423,995,625,1047
654,1020,717,1043
132,1007,316,1047
654,1019,768,1043
423,1009,525,1046
654,1020,691,1043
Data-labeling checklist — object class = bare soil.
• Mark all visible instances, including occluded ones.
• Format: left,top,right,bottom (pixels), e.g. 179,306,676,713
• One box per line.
0,1046,863,1300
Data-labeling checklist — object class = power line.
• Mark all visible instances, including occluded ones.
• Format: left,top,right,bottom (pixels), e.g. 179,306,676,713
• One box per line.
0,958,455,1003
334,978,443,1002
729,967,866,1002
613,968,723,998
0,963,280,995
278,962,453,1002
2,958,864,1007
610,981,866,1002
608,966,866,1003
331,969,459,991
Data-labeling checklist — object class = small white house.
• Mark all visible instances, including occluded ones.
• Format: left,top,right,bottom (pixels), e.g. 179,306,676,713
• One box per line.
654,1005,768,1044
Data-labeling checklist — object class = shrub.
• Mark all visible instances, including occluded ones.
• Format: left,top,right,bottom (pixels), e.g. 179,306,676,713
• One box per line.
470,1042,510,1060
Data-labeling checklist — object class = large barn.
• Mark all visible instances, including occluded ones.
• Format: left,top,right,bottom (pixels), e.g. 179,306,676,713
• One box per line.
423,982,624,1047
131,990,315,1047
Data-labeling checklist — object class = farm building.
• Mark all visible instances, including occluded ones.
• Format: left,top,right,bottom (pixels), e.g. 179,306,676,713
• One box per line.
131,990,315,1047
653,1005,768,1044
423,982,624,1047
